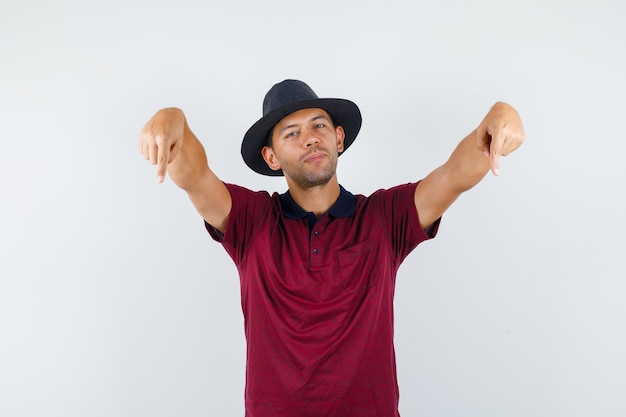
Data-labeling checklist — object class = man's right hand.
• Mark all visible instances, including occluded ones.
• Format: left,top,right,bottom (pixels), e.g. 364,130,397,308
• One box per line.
138,107,232,233
139,107,186,183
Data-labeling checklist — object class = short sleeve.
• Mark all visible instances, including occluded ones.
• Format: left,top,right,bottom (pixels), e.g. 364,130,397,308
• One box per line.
369,182,441,263
204,183,276,265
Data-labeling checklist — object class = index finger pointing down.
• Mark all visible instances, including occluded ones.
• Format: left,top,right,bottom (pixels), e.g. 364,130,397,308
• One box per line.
489,129,504,176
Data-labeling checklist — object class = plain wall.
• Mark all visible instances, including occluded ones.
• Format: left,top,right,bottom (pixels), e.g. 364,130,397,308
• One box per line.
1,0,625,416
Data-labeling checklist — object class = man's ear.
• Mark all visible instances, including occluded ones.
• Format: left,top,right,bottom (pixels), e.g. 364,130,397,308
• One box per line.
336,126,346,153
261,146,282,171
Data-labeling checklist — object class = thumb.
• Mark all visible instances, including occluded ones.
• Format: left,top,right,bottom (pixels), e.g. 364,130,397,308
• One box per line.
476,124,490,155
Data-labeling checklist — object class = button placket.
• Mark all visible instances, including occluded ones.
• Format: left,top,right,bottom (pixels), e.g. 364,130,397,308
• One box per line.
312,229,320,255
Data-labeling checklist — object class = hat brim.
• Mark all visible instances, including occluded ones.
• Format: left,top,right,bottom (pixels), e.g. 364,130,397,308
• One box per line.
241,98,362,176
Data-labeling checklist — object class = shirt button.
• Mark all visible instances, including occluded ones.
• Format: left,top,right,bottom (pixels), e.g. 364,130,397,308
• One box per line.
314,231,320,237
313,248,320,255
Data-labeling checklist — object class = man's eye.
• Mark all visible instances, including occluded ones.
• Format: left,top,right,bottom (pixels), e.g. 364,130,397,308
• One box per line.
286,131,298,138
315,123,325,128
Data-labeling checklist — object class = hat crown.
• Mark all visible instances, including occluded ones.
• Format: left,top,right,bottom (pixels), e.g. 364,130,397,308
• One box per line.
262,80,319,116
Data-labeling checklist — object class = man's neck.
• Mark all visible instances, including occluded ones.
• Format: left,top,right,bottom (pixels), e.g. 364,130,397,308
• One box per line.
286,176,341,217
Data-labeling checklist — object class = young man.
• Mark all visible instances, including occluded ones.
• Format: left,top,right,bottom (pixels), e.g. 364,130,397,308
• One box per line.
139,80,524,416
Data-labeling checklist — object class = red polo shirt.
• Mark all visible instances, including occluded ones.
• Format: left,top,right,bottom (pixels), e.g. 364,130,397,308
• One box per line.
206,182,439,417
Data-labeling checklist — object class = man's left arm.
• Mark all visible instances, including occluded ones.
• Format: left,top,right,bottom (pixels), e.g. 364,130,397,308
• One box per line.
414,102,525,230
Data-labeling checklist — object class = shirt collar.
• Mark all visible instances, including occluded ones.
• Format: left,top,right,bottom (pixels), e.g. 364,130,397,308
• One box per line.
279,185,357,220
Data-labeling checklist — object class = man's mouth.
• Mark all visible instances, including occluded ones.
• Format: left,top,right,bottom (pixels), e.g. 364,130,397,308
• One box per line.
304,153,326,163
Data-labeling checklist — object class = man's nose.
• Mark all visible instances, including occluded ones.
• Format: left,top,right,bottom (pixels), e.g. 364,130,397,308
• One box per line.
303,129,320,147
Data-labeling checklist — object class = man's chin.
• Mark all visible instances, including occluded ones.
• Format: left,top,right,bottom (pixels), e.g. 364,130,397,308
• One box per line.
290,170,336,188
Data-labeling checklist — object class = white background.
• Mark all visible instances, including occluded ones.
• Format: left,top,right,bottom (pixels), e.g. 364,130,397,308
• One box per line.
1,0,625,416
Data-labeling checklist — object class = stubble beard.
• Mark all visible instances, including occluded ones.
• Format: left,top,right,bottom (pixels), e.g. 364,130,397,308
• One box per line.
282,153,338,188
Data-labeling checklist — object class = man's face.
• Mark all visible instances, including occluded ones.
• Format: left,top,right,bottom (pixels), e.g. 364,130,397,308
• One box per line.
262,108,345,188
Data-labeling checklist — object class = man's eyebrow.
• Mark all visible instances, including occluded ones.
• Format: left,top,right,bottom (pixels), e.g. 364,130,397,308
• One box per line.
279,114,331,134
310,115,330,123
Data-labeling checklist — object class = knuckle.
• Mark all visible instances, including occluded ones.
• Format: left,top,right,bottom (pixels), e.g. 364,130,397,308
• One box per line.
154,133,166,144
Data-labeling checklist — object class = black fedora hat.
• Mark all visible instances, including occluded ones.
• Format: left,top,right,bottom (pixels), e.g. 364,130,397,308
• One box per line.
241,79,362,176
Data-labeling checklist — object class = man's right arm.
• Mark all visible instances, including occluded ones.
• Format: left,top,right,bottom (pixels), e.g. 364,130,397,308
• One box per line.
139,108,232,234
